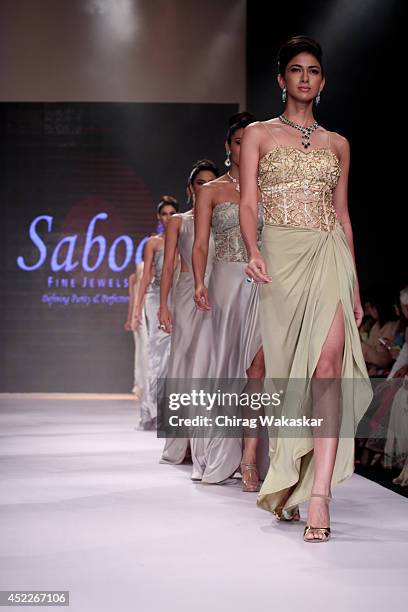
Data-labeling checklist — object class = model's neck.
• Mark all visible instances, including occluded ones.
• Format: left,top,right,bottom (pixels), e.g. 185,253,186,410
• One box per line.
283,100,316,126
228,165,239,181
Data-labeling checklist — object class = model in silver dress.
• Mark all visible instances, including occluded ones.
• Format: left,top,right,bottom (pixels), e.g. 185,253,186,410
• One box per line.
132,197,179,429
158,161,219,475
193,113,266,489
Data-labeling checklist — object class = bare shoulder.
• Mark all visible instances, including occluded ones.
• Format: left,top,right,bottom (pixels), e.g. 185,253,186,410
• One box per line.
242,120,268,141
261,118,281,128
149,234,164,248
199,178,226,195
143,236,158,256
167,213,183,229
196,177,232,207
245,118,283,145
328,130,350,157
146,235,158,247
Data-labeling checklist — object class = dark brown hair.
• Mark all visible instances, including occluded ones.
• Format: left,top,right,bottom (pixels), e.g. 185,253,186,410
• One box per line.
226,111,256,144
187,159,219,187
157,195,179,214
278,35,324,77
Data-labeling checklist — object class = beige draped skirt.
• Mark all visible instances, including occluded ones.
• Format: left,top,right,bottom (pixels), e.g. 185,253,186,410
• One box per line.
257,220,373,514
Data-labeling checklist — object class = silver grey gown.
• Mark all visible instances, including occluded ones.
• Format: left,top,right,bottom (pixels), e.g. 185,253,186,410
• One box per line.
139,248,171,428
160,211,215,470
132,263,148,397
198,202,264,483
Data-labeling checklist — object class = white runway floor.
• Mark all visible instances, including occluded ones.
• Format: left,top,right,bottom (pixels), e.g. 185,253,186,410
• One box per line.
1,396,407,612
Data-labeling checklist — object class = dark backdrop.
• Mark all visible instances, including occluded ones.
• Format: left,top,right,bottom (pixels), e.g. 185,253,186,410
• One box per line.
0,103,236,392
247,0,405,298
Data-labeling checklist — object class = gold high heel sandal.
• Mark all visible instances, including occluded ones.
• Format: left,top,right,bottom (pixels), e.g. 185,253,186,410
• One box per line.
240,462,260,492
303,493,332,543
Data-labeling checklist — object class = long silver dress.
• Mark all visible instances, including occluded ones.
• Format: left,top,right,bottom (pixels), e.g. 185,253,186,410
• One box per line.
139,248,172,428
132,263,148,397
198,202,264,483
160,211,215,469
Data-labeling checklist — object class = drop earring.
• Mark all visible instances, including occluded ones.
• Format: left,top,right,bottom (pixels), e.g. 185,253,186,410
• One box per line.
224,151,231,167
282,87,287,103
315,90,321,106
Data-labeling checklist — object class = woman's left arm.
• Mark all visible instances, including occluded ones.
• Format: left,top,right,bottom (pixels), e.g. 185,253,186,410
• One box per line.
332,134,363,326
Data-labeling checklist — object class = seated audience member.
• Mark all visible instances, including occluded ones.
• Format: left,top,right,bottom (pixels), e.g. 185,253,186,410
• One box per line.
359,301,375,343
359,288,408,467
361,289,399,376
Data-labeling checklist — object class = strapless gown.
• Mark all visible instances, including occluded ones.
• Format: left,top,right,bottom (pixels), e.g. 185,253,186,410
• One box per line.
160,212,214,469
256,145,373,514
197,201,265,483
132,263,148,397
139,248,171,428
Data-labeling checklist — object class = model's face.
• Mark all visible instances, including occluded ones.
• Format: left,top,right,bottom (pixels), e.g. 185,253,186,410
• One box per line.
225,127,244,167
157,204,177,227
188,169,217,202
278,52,324,104
401,302,408,319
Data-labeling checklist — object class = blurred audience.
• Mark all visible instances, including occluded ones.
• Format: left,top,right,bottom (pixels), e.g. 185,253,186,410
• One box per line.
360,288,402,376
356,285,408,491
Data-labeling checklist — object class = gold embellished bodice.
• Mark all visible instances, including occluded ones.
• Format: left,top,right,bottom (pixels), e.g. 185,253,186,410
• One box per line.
212,202,263,263
258,146,341,231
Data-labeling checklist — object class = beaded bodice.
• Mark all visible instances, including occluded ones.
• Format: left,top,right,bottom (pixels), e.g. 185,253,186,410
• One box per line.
258,146,341,232
212,202,263,263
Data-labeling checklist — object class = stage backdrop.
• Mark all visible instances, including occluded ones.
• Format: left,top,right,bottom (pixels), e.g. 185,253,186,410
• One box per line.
0,102,237,392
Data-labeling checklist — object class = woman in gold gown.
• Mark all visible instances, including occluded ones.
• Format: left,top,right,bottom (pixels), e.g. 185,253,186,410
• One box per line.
239,36,373,542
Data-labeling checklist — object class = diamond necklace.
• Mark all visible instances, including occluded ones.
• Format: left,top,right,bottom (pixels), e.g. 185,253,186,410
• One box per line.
227,171,240,192
278,114,319,149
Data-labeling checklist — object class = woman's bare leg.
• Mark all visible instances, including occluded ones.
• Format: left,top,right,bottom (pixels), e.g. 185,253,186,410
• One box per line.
306,303,344,540
242,348,265,464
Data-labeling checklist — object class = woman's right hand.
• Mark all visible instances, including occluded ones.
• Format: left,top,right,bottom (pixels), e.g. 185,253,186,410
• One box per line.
124,320,132,331
245,253,272,284
194,284,210,311
131,305,142,331
158,305,173,334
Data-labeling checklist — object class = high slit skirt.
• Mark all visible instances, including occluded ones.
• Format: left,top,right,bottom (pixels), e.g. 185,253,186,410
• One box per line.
257,220,373,514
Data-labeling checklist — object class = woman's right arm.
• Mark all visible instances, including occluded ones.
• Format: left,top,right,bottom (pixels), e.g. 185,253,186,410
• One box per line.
192,185,213,311
239,123,272,284
124,272,137,330
132,238,156,329
159,215,181,333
